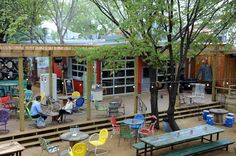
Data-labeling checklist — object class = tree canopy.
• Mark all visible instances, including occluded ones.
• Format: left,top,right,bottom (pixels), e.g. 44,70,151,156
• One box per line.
76,0,236,130
0,0,47,43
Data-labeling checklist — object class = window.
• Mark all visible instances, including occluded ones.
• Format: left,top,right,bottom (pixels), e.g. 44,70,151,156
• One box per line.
126,70,134,76
72,58,86,79
126,86,134,93
101,57,134,95
115,79,125,85
115,87,125,94
115,70,125,77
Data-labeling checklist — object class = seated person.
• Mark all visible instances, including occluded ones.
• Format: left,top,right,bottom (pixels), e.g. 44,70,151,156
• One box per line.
57,97,74,122
30,96,47,120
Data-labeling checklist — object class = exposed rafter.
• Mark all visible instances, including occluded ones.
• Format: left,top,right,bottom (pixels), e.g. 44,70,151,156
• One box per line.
0,44,95,57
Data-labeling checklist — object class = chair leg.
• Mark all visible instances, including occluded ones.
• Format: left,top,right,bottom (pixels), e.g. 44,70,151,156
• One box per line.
40,150,43,156
118,136,120,146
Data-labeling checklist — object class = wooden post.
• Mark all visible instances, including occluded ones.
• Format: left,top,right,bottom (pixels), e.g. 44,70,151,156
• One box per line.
86,61,92,120
18,57,25,131
212,54,217,101
49,51,53,98
134,57,138,114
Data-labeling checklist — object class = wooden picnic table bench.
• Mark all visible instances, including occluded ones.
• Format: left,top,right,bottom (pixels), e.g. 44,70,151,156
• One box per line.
160,139,234,156
139,124,224,156
133,137,203,156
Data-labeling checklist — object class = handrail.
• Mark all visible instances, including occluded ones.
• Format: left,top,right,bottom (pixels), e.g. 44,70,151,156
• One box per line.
137,95,147,114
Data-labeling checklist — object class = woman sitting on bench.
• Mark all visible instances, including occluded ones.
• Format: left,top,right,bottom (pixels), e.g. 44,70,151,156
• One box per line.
57,97,74,122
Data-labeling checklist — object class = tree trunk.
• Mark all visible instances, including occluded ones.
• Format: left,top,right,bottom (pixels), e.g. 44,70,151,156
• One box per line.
149,67,159,129
167,82,180,131
0,33,6,43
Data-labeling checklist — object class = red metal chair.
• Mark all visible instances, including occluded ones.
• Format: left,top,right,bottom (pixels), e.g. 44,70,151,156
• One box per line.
111,115,120,135
0,96,11,109
138,115,157,137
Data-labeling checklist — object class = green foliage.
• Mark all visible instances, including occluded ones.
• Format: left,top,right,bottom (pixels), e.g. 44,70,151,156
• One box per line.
76,44,133,70
0,0,47,43
88,0,236,71
70,0,118,37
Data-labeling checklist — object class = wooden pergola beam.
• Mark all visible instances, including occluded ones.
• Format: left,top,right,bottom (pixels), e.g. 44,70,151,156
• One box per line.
0,44,95,57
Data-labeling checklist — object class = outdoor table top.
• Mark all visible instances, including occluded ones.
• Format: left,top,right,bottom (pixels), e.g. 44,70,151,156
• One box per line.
0,83,18,87
44,111,59,117
209,109,228,114
123,119,144,125
60,131,89,142
0,141,25,155
140,124,224,148
58,96,80,100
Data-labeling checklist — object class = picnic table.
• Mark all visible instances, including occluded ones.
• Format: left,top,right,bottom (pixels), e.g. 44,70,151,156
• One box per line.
140,124,224,156
0,141,25,156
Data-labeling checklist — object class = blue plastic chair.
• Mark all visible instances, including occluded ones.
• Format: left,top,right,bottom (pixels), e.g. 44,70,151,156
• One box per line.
131,114,145,129
74,97,85,112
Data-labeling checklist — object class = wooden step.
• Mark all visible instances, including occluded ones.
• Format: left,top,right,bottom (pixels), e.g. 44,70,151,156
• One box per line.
0,102,222,148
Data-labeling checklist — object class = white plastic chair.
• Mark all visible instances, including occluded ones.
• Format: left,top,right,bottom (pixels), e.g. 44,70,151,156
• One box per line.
186,83,205,104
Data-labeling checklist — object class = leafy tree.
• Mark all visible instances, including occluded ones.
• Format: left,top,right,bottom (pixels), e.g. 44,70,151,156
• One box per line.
69,0,117,38
0,0,47,43
46,0,78,44
78,0,236,130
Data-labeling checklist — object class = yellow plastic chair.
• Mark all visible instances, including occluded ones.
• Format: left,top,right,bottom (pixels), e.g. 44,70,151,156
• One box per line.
68,142,87,156
72,91,81,97
41,92,46,104
89,129,108,156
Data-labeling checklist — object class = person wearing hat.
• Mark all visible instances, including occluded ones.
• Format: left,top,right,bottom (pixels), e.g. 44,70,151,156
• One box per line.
30,96,47,120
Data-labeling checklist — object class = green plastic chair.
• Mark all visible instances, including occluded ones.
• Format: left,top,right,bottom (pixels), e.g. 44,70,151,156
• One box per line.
25,101,37,122
94,101,108,116
39,137,60,155
119,124,135,146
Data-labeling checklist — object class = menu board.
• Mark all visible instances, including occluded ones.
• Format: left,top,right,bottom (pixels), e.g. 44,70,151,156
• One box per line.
64,79,74,95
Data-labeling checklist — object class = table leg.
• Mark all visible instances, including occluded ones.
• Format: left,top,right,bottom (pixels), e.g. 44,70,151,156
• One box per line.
210,134,212,141
144,143,147,156
69,141,76,147
216,133,219,140
214,114,224,124
150,146,153,156
201,136,203,142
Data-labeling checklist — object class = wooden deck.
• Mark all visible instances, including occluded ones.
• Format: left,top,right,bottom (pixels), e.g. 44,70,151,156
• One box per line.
0,101,223,147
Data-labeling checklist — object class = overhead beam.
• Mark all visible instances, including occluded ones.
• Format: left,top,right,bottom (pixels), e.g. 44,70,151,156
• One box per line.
0,44,94,57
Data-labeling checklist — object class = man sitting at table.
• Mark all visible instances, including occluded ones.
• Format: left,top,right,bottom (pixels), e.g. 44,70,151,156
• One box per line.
30,96,47,120
57,97,74,122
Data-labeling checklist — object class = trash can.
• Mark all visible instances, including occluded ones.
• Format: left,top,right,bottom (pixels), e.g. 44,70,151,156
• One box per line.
206,114,214,125
163,117,173,132
202,110,210,120
225,116,234,127
227,113,235,124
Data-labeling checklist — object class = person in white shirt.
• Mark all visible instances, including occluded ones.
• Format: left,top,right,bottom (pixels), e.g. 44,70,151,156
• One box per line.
57,97,74,122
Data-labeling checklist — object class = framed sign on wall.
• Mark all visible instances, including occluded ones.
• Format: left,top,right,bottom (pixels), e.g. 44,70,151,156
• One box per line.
64,79,74,95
